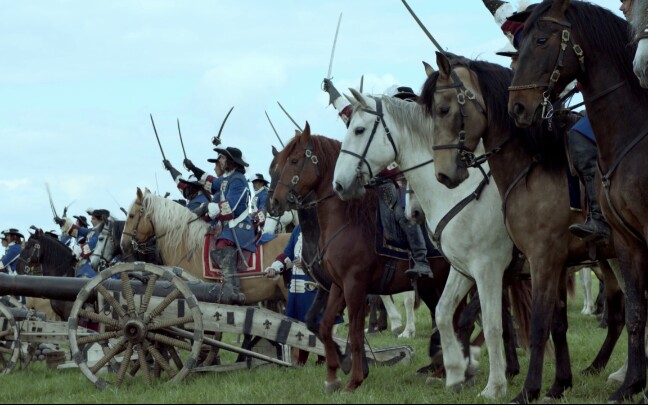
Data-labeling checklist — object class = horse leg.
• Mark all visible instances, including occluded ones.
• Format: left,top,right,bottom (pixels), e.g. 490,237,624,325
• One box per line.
580,267,594,315
399,291,416,338
511,258,562,404
457,289,481,360
379,295,403,336
436,269,474,389
502,287,520,380
320,283,346,394
342,278,370,393
474,270,507,399
305,289,329,336
545,269,573,400
609,239,648,403
583,259,625,375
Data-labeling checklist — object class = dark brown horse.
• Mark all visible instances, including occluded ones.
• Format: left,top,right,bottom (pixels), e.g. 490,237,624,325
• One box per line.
420,51,621,403
268,126,452,393
508,0,648,402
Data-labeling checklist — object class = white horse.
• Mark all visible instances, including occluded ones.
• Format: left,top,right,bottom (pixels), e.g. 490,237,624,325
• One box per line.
262,209,299,234
631,0,648,87
377,292,417,338
333,91,526,399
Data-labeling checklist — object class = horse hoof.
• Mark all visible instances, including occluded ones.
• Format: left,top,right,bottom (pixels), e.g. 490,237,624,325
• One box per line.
425,376,444,385
391,326,404,337
324,378,342,394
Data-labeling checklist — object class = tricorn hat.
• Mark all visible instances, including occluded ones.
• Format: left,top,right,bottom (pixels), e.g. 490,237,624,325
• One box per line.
496,41,518,58
73,215,89,228
2,228,24,239
250,173,269,185
90,209,110,220
208,146,249,167
393,86,418,101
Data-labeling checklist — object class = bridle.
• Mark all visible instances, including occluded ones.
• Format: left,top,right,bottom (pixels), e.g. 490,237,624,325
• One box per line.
17,240,42,275
274,137,323,208
508,16,586,126
121,200,159,256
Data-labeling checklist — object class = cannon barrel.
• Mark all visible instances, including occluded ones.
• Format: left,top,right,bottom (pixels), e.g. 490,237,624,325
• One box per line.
0,270,224,304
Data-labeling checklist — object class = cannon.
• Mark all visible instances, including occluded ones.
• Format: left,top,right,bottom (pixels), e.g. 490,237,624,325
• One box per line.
0,262,414,389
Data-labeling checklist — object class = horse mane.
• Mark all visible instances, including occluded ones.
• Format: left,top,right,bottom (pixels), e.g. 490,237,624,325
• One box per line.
526,1,648,102
420,53,567,171
631,0,648,36
279,134,378,238
142,193,209,254
379,96,435,153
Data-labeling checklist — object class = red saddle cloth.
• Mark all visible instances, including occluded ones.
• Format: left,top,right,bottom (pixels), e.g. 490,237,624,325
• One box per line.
202,233,263,280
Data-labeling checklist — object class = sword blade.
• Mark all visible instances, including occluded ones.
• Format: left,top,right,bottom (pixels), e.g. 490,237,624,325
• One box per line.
359,75,364,93
276,101,303,132
177,118,188,160
400,0,445,54
216,106,235,142
149,113,167,161
327,12,343,79
45,183,59,219
264,111,285,148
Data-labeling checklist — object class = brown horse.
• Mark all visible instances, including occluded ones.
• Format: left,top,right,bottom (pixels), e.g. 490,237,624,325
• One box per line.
120,188,290,305
268,125,452,393
420,51,621,403
507,1,648,402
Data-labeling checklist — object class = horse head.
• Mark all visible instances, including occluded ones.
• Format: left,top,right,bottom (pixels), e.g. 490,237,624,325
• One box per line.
16,229,75,277
333,89,396,201
420,52,488,189
16,230,44,275
121,187,156,258
270,123,324,215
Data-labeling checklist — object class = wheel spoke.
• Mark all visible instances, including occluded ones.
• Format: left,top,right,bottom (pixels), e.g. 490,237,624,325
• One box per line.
167,346,183,370
136,345,151,385
147,333,192,351
148,289,181,319
96,284,126,318
139,274,159,315
120,272,137,313
78,309,120,328
77,330,123,346
149,315,195,330
90,337,126,374
0,329,13,339
115,343,134,387
147,345,176,379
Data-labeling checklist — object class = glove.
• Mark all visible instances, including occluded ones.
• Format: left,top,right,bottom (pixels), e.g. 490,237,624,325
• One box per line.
211,136,221,147
54,217,65,226
192,203,209,218
183,158,196,171
218,201,233,220
256,211,266,224
322,78,342,106
163,160,182,180
207,202,221,219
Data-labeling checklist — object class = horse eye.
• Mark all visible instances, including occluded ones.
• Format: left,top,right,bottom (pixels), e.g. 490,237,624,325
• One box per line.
354,127,366,136
439,106,450,116
536,37,548,46
291,159,299,165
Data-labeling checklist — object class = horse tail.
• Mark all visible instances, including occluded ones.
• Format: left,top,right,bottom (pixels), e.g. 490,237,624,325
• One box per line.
508,277,532,351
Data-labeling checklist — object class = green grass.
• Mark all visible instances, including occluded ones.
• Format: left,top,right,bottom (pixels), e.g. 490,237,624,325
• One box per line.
0,275,631,403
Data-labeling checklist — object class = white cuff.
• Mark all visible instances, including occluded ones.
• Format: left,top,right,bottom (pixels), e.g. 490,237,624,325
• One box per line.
207,202,220,219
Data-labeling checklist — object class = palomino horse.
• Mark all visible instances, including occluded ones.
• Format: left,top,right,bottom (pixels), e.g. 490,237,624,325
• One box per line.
631,0,648,87
268,126,451,393
422,50,622,403
120,189,290,306
332,92,531,398
263,209,299,234
508,1,648,401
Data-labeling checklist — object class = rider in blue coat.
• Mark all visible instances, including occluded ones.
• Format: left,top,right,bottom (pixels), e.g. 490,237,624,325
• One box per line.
250,173,270,234
0,229,23,275
184,146,255,304
162,160,212,212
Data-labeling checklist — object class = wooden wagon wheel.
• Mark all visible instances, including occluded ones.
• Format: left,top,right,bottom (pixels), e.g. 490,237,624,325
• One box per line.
68,262,204,389
0,301,21,374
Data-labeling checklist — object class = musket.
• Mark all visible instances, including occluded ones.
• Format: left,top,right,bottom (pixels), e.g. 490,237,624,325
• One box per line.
45,183,59,219
149,113,167,161
264,111,285,148
276,101,303,132
400,0,446,54
212,106,235,147
327,13,343,80
177,118,188,160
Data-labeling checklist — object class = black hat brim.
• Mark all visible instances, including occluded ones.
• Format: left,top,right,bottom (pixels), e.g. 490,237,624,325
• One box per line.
212,147,249,167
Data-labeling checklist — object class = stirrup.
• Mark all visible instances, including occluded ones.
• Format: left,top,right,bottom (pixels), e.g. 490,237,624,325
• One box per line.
405,266,433,279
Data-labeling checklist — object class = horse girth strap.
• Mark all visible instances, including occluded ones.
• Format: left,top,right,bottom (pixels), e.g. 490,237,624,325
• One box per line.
304,222,350,290
339,98,398,180
501,157,540,221
596,127,648,243
433,172,492,251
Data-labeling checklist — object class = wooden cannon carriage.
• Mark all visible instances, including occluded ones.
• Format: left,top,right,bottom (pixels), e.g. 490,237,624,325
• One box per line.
0,262,413,388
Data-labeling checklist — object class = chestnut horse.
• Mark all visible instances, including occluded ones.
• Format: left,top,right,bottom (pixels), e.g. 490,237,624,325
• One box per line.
508,1,648,402
421,50,622,403
120,189,290,305
268,125,455,393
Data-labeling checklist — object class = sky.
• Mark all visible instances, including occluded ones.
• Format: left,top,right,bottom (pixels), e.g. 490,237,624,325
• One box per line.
0,0,624,236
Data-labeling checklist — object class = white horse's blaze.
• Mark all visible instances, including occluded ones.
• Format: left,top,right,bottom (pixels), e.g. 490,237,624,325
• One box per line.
634,39,648,88
263,209,299,234
334,93,515,399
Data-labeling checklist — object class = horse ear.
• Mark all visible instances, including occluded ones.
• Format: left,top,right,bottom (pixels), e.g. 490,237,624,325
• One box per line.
344,93,356,107
272,145,279,157
549,0,570,17
422,61,436,78
436,51,452,80
137,187,144,202
300,122,312,144
349,88,368,108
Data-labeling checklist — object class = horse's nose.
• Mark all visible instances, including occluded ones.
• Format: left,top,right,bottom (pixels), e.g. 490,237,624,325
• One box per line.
436,173,452,188
511,103,526,119
334,182,344,194
413,210,421,220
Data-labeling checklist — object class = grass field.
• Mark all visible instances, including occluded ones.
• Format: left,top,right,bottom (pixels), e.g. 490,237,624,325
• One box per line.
0,273,632,403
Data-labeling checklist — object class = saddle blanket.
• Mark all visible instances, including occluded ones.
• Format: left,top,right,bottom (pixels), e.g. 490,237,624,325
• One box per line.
203,233,264,280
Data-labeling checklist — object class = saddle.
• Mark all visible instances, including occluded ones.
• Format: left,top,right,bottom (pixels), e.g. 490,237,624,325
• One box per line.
202,233,264,280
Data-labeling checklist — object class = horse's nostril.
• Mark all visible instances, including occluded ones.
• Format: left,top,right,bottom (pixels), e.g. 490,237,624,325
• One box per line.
413,211,420,219
513,103,525,117
334,182,344,193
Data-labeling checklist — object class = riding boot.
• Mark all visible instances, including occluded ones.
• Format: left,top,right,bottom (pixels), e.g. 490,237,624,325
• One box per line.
567,130,611,243
399,216,433,279
211,246,246,304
